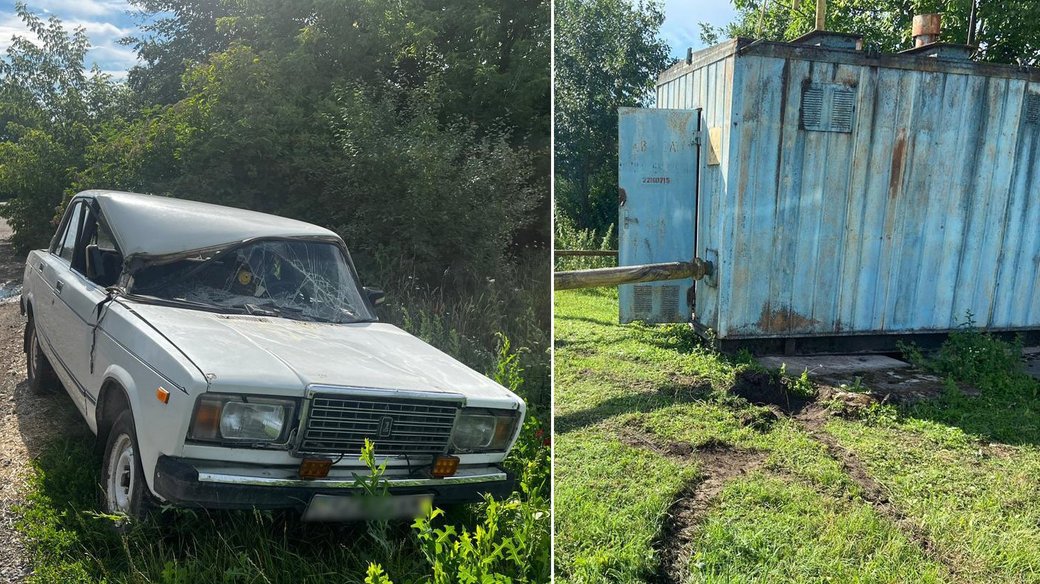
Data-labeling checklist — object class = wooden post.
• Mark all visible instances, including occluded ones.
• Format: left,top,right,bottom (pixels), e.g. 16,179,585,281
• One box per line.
815,0,826,30
554,258,713,291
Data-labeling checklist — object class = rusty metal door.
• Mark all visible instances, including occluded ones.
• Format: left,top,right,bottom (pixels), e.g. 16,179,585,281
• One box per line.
618,107,700,324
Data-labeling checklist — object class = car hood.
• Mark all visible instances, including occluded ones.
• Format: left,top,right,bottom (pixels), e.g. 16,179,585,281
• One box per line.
124,302,519,406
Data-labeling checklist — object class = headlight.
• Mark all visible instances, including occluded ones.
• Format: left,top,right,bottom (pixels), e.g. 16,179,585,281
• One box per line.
188,394,296,443
450,408,519,453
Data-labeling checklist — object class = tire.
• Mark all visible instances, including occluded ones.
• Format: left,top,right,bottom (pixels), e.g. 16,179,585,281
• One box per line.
101,410,154,523
25,318,59,394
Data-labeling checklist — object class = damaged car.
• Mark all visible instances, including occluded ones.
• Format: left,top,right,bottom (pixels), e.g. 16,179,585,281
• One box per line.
21,190,524,520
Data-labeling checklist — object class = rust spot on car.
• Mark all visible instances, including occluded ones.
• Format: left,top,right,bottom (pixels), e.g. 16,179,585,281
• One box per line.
757,302,819,333
889,129,907,199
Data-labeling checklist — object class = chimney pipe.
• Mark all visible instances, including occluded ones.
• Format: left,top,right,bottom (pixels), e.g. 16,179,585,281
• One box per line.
912,14,942,47
815,0,827,31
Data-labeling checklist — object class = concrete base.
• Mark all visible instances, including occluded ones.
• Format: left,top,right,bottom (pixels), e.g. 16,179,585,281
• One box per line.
757,354,911,376
1024,347,1040,380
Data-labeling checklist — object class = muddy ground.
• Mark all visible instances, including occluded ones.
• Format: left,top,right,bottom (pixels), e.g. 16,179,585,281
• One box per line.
0,218,88,581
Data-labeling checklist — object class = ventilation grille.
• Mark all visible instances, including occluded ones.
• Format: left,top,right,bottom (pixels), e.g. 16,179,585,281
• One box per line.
660,285,680,319
801,83,857,133
631,284,683,321
634,285,653,316
297,395,458,457
1025,93,1040,124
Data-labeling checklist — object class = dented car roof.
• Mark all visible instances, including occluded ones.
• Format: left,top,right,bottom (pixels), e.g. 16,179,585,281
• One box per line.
80,190,338,258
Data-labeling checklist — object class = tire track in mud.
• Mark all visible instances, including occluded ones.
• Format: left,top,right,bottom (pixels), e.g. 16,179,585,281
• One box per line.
620,366,973,584
791,403,970,584
617,425,766,584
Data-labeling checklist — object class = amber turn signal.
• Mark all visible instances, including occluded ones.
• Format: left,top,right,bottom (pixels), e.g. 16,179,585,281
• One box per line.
298,458,332,480
431,455,460,478
156,387,170,404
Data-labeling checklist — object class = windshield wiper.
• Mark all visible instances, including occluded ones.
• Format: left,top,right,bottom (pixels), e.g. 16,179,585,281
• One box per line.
131,294,249,315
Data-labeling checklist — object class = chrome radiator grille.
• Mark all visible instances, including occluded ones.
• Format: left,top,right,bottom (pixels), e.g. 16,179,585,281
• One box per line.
297,393,459,457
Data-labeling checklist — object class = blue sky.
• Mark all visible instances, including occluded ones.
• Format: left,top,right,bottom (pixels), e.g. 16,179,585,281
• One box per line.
0,0,139,79
660,0,738,59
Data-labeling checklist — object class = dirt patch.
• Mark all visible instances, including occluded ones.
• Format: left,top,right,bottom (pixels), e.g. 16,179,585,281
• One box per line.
617,426,766,584
731,370,811,412
654,445,766,584
809,365,981,405
0,215,86,582
790,404,969,583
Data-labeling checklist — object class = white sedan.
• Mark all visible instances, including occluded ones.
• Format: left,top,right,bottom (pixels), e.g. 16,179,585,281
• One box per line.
21,190,524,521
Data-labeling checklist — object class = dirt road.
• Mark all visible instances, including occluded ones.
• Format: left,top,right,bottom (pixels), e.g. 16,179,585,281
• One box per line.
0,218,86,581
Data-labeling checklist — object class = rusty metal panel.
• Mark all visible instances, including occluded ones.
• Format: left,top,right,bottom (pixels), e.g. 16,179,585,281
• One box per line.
656,54,735,331
653,41,1040,340
617,107,699,324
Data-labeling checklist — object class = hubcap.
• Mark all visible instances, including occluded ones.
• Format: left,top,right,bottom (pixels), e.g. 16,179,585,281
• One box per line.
106,434,135,514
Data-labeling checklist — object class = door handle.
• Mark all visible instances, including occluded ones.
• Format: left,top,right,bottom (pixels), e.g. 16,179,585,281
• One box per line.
55,280,64,295
37,261,44,272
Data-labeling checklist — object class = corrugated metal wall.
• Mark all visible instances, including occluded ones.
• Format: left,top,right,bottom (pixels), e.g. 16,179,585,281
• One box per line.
657,48,736,332
657,43,1040,339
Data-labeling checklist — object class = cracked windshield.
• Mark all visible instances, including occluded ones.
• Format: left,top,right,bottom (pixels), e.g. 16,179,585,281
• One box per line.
130,240,373,323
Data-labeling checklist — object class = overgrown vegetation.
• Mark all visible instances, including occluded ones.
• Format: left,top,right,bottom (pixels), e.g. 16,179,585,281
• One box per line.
555,288,1040,583
705,0,1040,65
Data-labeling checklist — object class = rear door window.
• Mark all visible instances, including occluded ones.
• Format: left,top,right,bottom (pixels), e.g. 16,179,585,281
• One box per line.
56,203,85,263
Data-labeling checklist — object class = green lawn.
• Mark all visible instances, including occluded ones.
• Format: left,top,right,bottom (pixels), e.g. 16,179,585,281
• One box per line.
553,288,1040,583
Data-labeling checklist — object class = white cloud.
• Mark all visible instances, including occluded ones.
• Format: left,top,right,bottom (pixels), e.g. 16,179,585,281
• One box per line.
1,3,140,73
89,43,137,65
67,19,130,38
28,0,125,18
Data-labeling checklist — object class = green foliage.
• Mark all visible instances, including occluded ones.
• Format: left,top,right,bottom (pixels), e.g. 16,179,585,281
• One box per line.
364,563,394,584
554,0,669,235
0,3,127,250
409,493,549,584
779,363,817,399
553,208,616,271
711,0,1040,66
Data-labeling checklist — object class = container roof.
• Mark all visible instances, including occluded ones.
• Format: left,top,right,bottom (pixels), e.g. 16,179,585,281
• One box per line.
81,190,338,258
659,35,1040,86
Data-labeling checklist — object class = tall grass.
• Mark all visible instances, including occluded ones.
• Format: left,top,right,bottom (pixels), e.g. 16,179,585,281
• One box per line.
553,209,615,272
378,246,550,412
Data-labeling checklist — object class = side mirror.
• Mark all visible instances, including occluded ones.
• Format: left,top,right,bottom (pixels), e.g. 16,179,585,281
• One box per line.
85,244,104,281
364,287,386,307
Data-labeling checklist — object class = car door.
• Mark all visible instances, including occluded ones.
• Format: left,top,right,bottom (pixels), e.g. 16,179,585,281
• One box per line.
35,200,92,412
53,202,115,413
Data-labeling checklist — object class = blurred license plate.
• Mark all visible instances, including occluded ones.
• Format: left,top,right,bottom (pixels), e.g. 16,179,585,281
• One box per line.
303,494,432,522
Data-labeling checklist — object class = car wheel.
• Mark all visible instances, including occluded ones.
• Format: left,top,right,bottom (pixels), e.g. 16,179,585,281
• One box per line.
101,410,154,523
26,318,59,393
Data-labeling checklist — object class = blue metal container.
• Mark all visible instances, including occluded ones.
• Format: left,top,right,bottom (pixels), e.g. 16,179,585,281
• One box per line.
620,33,1040,348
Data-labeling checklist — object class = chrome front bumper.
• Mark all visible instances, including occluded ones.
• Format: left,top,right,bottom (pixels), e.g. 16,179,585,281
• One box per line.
153,456,514,510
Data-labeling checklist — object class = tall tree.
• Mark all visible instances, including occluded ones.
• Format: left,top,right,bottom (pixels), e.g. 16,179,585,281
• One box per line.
0,3,125,250
554,0,669,236
712,0,1040,66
